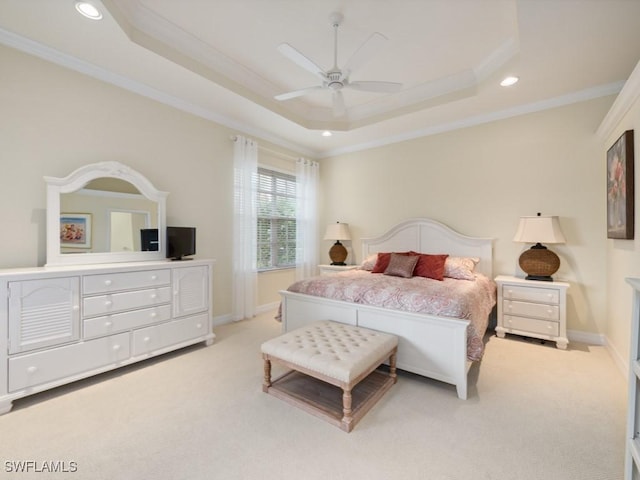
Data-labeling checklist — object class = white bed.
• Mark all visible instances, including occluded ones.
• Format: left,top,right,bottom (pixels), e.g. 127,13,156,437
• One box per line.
279,218,494,399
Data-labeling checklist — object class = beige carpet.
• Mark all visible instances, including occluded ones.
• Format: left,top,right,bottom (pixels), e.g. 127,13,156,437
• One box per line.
0,311,626,480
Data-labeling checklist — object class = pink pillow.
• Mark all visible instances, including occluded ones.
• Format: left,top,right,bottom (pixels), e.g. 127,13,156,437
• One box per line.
383,253,419,278
371,252,412,273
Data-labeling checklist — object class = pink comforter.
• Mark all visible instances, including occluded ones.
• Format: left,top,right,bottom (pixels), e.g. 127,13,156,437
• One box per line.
283,270,497,361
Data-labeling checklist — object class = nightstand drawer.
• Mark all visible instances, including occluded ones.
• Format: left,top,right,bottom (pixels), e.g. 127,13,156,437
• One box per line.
503,315,559,337
503,300,559,321
502,285,559,304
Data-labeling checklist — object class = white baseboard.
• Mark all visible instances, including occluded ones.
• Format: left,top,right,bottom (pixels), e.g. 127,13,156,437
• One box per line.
256,301,280,315
567,329,627,378
567,329,605,346
212,302,279,327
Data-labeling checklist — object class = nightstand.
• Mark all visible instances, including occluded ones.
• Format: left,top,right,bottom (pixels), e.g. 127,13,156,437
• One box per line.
495,275,569,349
318,264,359,276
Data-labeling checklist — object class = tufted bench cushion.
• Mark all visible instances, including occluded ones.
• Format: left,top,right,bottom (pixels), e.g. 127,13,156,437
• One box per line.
261,320,398,383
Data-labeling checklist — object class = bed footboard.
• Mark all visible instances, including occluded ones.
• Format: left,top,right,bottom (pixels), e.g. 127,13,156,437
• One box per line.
280,291,471,399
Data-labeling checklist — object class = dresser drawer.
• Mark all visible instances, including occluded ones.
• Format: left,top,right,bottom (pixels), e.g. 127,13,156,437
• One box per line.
503,315,559,337
8,332,130,392
83,305,172,339
83,269,170,295
503,300,559,321
132,313,209,356
502,285,559,304
83,287,171,317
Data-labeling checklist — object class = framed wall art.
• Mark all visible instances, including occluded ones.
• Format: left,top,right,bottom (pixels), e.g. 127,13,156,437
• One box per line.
60,213,92,248
607,130,634,239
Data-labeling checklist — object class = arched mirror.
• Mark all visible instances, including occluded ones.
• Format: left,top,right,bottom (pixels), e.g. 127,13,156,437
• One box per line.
45,161,168,266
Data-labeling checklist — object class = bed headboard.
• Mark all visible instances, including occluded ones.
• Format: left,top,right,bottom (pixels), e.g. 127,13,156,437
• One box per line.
361,218,494,278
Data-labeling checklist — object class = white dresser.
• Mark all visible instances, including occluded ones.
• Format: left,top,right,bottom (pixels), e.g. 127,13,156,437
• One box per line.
495,275,569,349
0,259,215,414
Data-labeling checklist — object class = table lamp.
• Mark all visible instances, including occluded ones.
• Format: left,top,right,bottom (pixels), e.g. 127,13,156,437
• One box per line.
324,222,351,265
513,213,566,281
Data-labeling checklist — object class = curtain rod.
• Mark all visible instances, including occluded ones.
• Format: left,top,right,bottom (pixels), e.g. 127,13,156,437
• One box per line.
230,135,300,162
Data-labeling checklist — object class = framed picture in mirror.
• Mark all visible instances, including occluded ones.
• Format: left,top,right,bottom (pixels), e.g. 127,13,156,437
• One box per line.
60,213,92,248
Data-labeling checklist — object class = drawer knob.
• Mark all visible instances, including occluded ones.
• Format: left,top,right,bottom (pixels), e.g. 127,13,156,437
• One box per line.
151,293,157,299
27,366,38,374
196,323,202,329
104,280,112,286
143,336,150,343
73,305,79,311
151,275,158,280
105,300,112,307
105,321,112,327
150,312,157,318
113,344,121,351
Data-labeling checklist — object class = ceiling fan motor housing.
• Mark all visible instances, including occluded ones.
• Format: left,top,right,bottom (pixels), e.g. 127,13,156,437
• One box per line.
327,71,344,90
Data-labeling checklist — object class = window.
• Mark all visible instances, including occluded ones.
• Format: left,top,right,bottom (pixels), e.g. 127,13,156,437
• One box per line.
256,167,297,270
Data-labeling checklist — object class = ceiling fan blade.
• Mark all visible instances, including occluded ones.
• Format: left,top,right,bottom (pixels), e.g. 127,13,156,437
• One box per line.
277,43,327,81
274,85,324,101
332,90,346,117
347,81,402,93
342,32,388,75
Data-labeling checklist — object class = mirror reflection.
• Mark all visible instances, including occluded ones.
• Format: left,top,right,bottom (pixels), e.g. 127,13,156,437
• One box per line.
60,178,158,254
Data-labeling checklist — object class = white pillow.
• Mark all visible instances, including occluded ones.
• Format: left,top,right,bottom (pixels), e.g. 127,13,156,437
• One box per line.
360,253,378,271
444,256,479,280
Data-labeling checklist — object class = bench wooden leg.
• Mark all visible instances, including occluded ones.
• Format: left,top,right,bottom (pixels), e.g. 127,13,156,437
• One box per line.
262,357,272,392
341,387,353,431
389,351,397,384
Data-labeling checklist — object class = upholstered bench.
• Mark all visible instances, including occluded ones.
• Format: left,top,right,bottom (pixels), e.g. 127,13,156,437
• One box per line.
261,320,398,432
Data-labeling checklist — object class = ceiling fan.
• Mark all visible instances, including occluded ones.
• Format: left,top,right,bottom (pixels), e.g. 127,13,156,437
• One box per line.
274,12,402,117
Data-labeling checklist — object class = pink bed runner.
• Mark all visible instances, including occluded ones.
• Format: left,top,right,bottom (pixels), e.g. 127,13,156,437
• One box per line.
282,270,497,361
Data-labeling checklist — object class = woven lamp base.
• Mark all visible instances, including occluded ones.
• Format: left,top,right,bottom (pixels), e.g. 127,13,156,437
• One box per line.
329,241,347,266
518,244,560,281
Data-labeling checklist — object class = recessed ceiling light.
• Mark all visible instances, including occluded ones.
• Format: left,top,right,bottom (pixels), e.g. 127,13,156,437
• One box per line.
75,2,103,20
322,131,332,137
500,76,519,87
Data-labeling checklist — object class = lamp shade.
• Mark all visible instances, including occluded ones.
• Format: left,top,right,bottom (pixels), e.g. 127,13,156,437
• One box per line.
324,222,351,241
513,216,566,244
513,214,566,281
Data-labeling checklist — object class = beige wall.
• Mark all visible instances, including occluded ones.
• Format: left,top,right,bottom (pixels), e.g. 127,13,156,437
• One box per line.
320,96,615,338
603,67,640,368
2,42,632,344
0,45,299,318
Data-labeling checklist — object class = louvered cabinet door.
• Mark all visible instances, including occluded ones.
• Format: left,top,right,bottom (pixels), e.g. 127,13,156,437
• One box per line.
172,266,209,318
8,277,80,354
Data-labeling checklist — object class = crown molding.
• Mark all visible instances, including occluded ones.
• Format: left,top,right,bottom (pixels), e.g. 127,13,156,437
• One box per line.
0,26,319,159
596,59,640,141
322,82,624,158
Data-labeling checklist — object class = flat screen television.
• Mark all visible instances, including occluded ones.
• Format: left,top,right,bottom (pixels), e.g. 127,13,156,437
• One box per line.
166,226,196,261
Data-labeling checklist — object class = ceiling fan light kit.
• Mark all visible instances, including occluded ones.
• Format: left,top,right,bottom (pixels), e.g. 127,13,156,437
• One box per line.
274,12,402,117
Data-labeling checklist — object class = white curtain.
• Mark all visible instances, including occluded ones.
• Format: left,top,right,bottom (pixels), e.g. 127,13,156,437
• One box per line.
232,135,258,321
296,158,320,280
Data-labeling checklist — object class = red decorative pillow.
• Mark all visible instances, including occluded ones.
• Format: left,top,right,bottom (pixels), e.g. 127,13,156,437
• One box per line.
412,254,449,281
371,252,412,273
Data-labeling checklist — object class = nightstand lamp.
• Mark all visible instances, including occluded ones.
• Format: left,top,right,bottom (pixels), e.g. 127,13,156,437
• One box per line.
324,222,351,266
513,213,566,281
